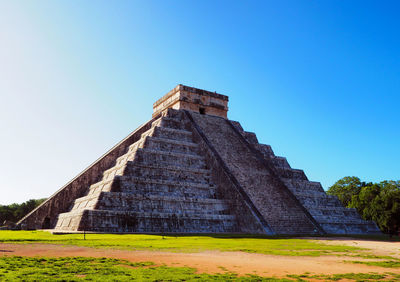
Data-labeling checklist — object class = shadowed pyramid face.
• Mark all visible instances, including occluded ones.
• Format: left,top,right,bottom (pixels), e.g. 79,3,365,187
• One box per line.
152,84,229,118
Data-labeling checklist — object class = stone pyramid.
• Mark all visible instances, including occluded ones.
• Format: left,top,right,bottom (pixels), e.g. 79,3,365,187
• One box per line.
18,85,380,234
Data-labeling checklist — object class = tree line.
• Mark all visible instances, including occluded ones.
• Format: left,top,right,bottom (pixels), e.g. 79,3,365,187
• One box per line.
327,176,400,235
0,199,46,225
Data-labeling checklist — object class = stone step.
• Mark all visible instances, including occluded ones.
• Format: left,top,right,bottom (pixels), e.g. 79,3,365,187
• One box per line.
296,194,343,207
84,209,236,221
111,149,139,169
230,120,244,132
151,117,184,130
315,216,371,225
124,163,211,184
310,204,357,211
265,217,320,235
126,140,145,154
270,156,291,169
99,142,143,179
117,176,214,190
88,179,115,194
126,162,211,174
55,211,84,230
291,190,328,198
163,108,186,120
143,136,199,156
113,135,151,164
243,131,258,144
95,192,231,214
113,176,216,199
314,216,365,225
283,179,325,193
57,209,237,233
309,207,361,219
275,167,307,180
111,136,201,174
103,133,200,182
101,163,128,182
134,148,206,169
68,191,229,214
142,126,193,142
320,222,381,235
254,144,275,158
86,175,120,195
69,192,101,211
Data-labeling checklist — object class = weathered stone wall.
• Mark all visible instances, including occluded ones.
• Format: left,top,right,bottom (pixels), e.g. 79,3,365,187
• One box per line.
53,109,239,233
183,110,271,234
231,120,381,235
189,111,322,235
153,84,228,118
17,117,158,230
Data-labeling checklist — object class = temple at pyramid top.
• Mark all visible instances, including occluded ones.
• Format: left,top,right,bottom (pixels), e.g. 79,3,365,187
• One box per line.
153,84,229,118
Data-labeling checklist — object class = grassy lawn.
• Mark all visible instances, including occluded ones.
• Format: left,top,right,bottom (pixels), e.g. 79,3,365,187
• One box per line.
0,255,399,281
1,232,400,280
0,231,365,256
0,256,273,281
350,260,400,268
287,272,400,281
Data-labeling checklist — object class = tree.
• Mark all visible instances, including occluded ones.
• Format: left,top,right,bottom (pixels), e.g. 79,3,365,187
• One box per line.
349,181,400,234
373,181,400,235
0,198,46,225
329,177,400,235
327,176,367,207
0,205,14,223
349,183,381,222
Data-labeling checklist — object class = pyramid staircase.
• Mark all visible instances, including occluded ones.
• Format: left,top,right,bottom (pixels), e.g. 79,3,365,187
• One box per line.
55,110,237,233
232,123,380,234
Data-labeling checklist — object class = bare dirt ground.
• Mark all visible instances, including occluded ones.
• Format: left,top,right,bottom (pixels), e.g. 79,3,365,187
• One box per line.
1,239,399,277
307,237,400,259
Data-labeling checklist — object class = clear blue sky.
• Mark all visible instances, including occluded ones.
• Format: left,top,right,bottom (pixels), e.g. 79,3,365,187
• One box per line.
0,1,399,204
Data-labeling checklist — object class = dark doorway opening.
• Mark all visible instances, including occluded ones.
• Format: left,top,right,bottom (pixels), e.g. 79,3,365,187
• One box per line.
199,107,206,115
42,217,51,229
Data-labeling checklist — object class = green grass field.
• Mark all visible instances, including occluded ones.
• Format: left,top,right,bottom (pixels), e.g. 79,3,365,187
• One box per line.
0,231,364,256
0,256,272,281
0,256,399,281
1,231,400,281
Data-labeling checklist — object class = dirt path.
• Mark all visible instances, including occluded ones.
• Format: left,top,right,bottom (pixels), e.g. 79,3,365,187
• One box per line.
307,237,400,259
1,242,400,277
